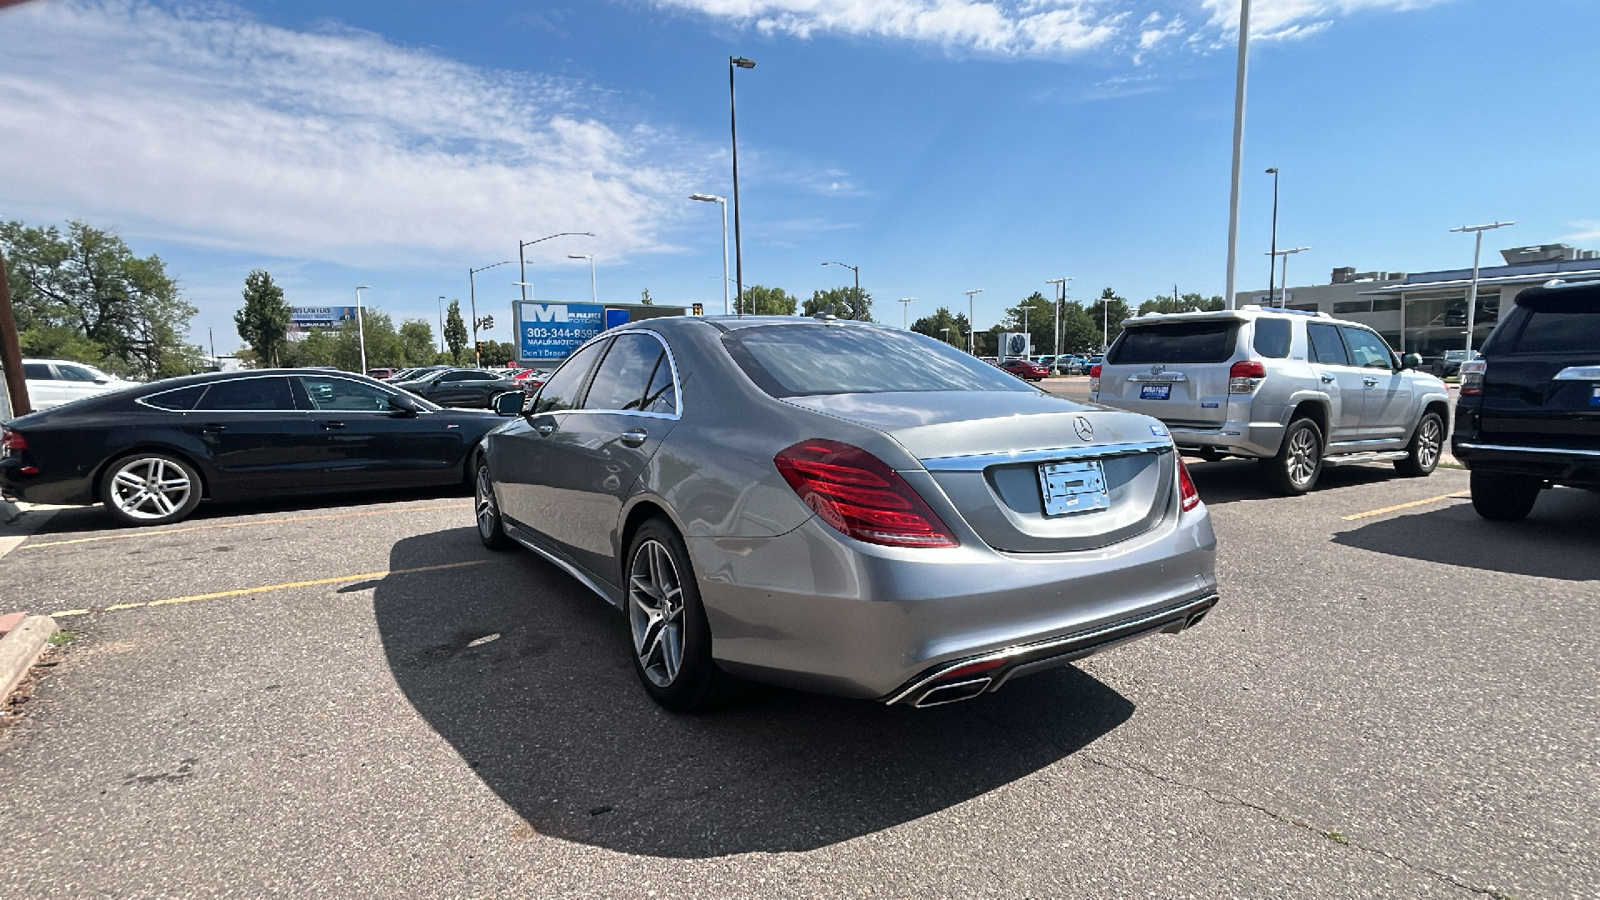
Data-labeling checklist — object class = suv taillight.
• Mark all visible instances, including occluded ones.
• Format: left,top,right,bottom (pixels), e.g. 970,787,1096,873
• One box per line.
774,439,958,548
1459,359,1486,396
1177,455,1201,512
1229,360,1266,393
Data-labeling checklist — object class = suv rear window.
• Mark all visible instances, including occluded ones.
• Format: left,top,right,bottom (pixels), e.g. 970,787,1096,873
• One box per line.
1492,290,1600,354
1108,321,1239,365
723,324,1030,397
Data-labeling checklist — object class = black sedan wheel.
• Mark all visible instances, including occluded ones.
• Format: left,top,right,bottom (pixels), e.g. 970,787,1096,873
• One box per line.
100,452,203,526
625,518,734,712
474,460,510,550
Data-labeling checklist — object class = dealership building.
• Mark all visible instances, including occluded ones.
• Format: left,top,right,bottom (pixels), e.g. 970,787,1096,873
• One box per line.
1235,242,1600,358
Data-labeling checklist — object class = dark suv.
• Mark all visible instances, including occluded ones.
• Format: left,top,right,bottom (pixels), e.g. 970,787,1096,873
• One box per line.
1453,281,1600,520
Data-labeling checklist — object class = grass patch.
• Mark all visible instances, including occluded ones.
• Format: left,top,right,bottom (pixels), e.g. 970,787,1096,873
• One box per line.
1324,830,1349,845
47,630,77,646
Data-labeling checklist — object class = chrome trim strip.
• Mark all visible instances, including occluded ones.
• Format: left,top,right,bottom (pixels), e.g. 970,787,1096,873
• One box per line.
919,438,1172,472
1455,441,1600,458
1124,373,1190,382
1553,366,1600,381
883,592,1220,706
504,520,623,607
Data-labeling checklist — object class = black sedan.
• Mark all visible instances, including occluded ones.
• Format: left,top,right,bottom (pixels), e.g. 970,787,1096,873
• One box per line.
0,369,502,526
390,368,522,408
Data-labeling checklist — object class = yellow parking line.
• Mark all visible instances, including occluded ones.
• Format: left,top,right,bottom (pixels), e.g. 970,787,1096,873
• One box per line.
50,559,489,618
1342,493,1469,521
22,503,471,550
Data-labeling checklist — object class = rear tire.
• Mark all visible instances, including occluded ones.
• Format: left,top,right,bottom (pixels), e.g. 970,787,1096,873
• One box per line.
1264,418,1324,495
1469,470,1541,522
625,518,736,712
1394,411,1444,478
99,452,203,527
473,457,511,550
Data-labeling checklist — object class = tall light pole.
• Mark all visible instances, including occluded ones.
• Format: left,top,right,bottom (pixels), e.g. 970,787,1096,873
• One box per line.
469,261,513,368
1046,277,1071,358
1223,0,1253,310
1265,167,1280,305
518,232,593,305
1267,246,1310,304
354,285,370,374
1451,221,1515,353
940,327,952,346
568,254,597,304
822,261,859,317
437,296,446,354
898,297,914,329
963,288,983,355
730,56,756,314
690,193,730,314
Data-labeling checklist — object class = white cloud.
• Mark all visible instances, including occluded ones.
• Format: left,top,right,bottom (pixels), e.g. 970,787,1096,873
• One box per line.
1563,221,1600,245
0,0,708,268
652,0,1125,56
1199,0,1450,42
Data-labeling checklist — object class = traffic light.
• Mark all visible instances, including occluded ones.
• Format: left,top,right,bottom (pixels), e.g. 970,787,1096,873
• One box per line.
692,302,704,316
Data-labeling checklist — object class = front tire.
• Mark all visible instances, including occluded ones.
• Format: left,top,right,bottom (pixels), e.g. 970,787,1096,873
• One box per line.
100,452,203,527
473,458,511,550
1395,411,1444,477
625,518,734,712
1469,470,1541,522
1265,418,1324,496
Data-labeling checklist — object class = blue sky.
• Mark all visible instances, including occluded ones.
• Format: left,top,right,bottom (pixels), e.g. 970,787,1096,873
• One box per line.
2,0,1596,353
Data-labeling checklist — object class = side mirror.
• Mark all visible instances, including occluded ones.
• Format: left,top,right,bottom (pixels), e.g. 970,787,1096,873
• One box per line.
1401,352,1423,371
387,394,421,417
492,390,528,417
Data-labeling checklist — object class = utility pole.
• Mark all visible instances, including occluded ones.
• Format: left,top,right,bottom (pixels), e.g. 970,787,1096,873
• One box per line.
898,297,914,329
1046,277,1070,360
1451,221,1515,353
1223,0,1253,309
0,244,31,417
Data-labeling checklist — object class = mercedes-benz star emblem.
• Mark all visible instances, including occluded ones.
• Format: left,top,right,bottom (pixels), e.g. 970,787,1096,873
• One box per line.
1073,416,1094,441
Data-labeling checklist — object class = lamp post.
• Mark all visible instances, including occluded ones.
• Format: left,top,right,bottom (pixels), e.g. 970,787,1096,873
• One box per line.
354,285,370,374
898,297,914,329
1046,277,1070,359
1267,246,1310,305
1451,221,1515,353
690,194,730,315
729,56,756,314
518,232,593,305
822,261,859,317
437,296,446,354
568,254,597,304
940,327,952,346
1265,167,1279,305
1223,0,1254,309
963,289,983,355
469,261,514,368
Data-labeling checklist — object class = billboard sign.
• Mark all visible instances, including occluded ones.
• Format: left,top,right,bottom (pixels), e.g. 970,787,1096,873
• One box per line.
289,306,359,329
516,302,607,360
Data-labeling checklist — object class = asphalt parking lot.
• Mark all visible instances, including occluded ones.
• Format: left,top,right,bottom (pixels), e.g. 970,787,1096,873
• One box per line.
1,407,1595,897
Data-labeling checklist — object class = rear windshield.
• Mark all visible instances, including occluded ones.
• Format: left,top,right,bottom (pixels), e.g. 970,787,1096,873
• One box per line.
1491,290,1600,354
1108,320,1239,365
723,324,1034,397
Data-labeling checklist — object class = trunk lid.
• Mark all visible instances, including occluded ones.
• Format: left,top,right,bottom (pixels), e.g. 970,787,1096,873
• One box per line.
1093,318,1242,427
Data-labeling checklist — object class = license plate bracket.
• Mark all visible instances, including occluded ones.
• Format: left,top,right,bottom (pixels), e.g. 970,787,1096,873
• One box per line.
1038,459,1109,517
1140,383,1172,400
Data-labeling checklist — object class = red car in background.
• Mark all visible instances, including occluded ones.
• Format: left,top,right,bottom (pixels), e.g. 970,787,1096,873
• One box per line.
998,357,1048,382
509,368,548,388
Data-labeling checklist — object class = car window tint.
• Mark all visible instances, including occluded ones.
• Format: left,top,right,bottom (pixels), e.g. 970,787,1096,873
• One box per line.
142,384,206,411
533,340,608,414
583,333,664,411
56,364,101,382
1307,323,1350,366
723,325,1030,397
1339,326,1394,369
23,363,54,379
1107,321,1238,364
195,377,296,411
642,353,676,414
1253,318,1292,358
298,375,393,411
1504,292,1600,353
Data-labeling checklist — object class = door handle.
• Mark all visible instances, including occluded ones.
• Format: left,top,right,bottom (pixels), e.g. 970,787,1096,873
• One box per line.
1363,377,1380,386
321,421,346,429
620,429,648,447
200,423,227,434
1320,375,1335,383
535,423,555,437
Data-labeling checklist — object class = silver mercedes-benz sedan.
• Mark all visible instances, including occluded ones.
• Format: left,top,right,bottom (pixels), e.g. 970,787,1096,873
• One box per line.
475,316,1218,711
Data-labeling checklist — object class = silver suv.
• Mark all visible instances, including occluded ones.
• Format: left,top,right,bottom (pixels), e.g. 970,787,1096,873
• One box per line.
1091,306,1451,494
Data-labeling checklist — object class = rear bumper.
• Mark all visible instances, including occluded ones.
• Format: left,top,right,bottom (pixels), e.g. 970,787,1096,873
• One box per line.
1168,420,1283,458
1452,440,1600,487
0,458,95,505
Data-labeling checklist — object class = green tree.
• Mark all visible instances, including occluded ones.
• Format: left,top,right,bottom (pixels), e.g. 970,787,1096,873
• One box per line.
1058,301,1099,354
1137,292,1225,315
738,284,798,316
478,340,518,366
282,329,338,368
398,319,436,367
803,285,873,321
910,307,971,346
997,292,1057,355
443,300,469,365
233,269,291,367
1,219,202,379
330,309,403,371
1091,287,1133,351
639,288,654,306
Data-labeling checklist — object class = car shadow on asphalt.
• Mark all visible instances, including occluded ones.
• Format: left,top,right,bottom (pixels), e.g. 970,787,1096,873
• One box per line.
1185,457,1397,505
25,485,471,536
1332,487,1600,581
372,529,1135,859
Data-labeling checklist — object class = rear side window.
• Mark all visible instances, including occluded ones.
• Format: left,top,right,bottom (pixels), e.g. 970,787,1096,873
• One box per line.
1307,323,1350,366
1496,290,1600,354
195,377,296,411
1252,319,1292,358
1108,321,1239,364
583,333,666,412
23,363,53,379
723,324,1030,397
142,384,206,411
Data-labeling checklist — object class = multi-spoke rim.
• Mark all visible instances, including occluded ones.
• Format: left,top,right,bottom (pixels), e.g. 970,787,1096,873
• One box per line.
628,538,685,688
1417,416,1442,469
108,456,192,520
1287,426,1320,487
474,467,498,538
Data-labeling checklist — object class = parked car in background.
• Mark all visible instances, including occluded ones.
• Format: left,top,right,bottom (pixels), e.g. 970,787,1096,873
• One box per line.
0,370,501,526
1453,281,1600,521
998,357,1049,382
366,367,399,380
1091,307,1450,494
390,368,522,408
474,316,1217,711
17,358,137,411
510,368,549,388
1440,349,1471,378
388,365,452,382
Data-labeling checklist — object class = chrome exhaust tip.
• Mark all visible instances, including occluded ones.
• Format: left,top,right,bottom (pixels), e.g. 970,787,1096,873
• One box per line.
912,677,992,708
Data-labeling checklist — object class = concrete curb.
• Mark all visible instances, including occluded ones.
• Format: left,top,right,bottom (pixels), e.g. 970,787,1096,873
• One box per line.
0,504,63,562
0,615,58,704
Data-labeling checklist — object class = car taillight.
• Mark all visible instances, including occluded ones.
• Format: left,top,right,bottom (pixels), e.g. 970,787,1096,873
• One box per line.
1089,364,1101,378
1176,455,1201,512
1,428,25,454
1459,359,1486,396
774,439,958,548
1228,360,1266,394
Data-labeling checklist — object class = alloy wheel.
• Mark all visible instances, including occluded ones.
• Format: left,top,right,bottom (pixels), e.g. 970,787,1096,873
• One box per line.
474,468,497,538
108,456,192,521
628,539,685,688
1287,426,1320,487
1417,417,1442,469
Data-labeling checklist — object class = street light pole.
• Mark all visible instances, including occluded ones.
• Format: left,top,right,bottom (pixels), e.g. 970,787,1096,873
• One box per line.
568,254,597,304
1046,277,1071,359
1265,167,1279,306
822,261,859,317
899,297,914,329
1224,0,1253,310
690,194,730,315
1267,246,1310,305
963,288,983,355
1451,221,1515,354
730,56,756,314
354,285,370,374
518,232,594,305
437,296,445,354
469,260,514,368
941,327,952,346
